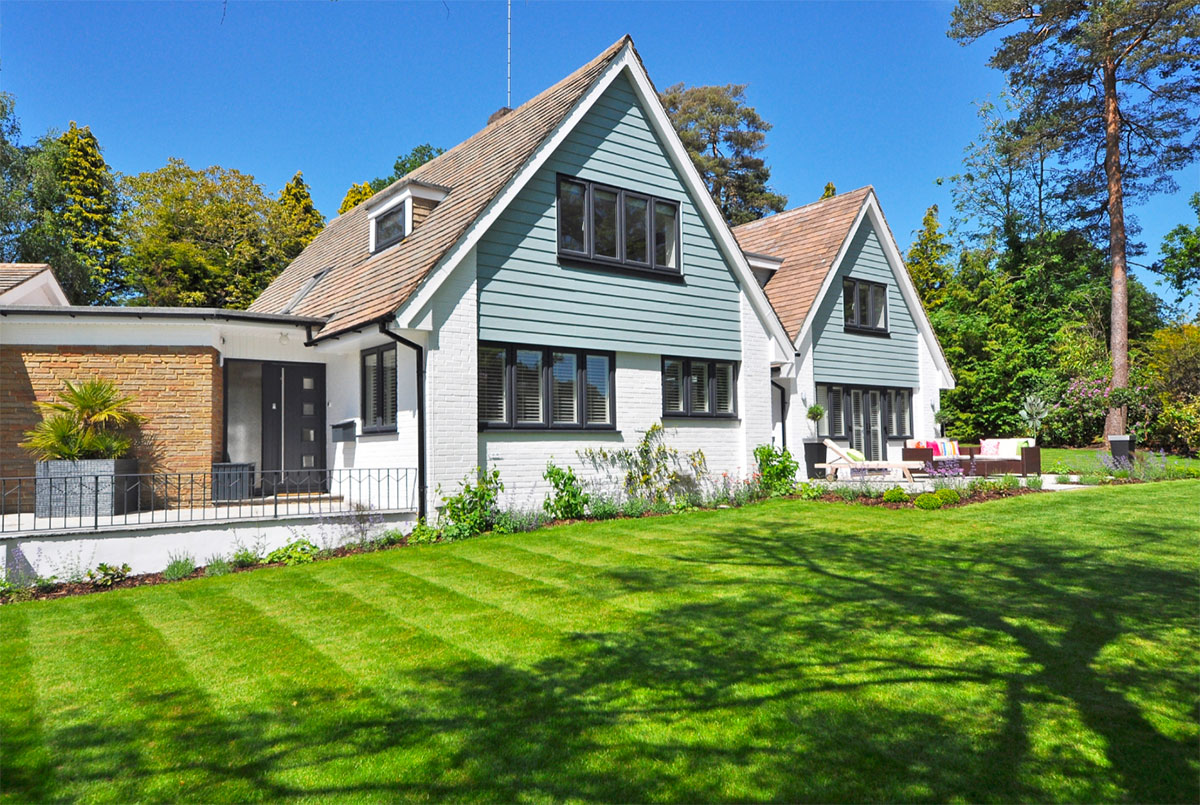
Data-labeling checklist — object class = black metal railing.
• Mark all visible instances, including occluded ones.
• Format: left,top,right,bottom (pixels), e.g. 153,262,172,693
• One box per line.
0,467,418,535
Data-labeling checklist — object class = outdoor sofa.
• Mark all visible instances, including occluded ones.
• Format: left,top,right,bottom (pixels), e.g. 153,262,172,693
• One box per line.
902,438,1041,477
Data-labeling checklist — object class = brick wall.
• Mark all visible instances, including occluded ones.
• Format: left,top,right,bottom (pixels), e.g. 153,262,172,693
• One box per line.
1,345,222,478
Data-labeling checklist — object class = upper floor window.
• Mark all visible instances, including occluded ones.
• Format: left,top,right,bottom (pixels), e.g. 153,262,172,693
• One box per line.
361,344,398,433
479,341,615,430
372,202,407,253
843,278,888,334
557,175,679,273
662,357,737,418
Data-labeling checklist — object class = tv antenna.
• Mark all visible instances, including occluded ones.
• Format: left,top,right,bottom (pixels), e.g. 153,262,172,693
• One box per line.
507,0,512,108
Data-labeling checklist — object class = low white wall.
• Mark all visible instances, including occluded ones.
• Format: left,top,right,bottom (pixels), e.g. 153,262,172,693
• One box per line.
2,512,416,581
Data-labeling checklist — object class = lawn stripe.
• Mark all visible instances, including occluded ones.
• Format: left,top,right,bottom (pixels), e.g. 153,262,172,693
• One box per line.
315,552,563,666
0,605,56,803
388,550,634,633
23,594,256,802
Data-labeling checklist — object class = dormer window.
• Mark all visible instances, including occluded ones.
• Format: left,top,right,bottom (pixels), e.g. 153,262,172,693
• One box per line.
372,202,407,253
366,179,451,254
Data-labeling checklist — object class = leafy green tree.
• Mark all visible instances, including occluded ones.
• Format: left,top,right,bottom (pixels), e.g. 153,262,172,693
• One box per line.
277,171,324,259
1152,192,1200,316
906,205,954,310
368,143,444,192
950,0,1200,437
820,182,836,200
338,182,374,215
660,83,787,225
0,92,30,261
121,158,289,309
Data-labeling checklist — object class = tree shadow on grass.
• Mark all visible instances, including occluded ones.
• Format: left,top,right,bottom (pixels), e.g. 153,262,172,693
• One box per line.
5,513,1197,802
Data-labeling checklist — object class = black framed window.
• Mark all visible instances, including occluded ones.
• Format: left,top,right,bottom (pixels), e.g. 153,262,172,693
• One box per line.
815,383,911,439
843,278,889,334
556,174,680,274
372,202,406,253
361,344,398,433
662,357,738,418
479,342,615,430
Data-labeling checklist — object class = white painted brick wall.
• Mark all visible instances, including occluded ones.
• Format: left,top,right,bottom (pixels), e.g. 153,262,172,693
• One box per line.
914,334,942,441
425,250,480,518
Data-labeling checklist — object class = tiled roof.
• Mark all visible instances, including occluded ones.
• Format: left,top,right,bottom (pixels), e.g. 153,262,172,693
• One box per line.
732,188,873,341
250,36,632,339
0,263,52,295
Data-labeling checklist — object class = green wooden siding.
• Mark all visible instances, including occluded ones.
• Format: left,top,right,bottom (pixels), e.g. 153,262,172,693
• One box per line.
811,222,920,386
475,74,742,360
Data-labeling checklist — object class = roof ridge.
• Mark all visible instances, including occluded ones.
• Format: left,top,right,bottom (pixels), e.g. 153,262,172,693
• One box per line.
732,185,873,232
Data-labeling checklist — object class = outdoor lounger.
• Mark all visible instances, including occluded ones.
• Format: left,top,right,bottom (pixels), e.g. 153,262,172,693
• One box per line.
815,439,924,482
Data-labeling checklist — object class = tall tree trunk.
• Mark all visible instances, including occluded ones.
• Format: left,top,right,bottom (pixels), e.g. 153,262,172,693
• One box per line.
1102,57,1129,439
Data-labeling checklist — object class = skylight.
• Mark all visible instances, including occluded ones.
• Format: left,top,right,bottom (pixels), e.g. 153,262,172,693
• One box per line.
281,268,331,314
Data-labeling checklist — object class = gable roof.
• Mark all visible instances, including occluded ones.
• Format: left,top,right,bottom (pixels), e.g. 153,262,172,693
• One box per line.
250,37,632,339
731,188,873,341
0,263,54,295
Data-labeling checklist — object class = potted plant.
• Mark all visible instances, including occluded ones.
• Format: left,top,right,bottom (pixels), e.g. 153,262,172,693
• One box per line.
21,379,144,518
804,404,827,479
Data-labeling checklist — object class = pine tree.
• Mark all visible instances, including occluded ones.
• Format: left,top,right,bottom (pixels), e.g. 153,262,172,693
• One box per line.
820,182,836,200
277,171,324,259
660,83,787,225
950,0,1200,436
906,205,954,311
338,182,374,215
57,123,123,303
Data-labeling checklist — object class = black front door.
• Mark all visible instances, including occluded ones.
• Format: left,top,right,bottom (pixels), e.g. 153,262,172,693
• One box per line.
261,362,326,492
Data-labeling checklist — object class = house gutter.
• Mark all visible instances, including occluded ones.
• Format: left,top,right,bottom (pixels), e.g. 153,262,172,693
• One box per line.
377,322,428,522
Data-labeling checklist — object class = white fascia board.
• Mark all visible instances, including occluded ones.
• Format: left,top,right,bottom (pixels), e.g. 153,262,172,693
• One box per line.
791,192,955,389
745,253,783,273
0,269,70,306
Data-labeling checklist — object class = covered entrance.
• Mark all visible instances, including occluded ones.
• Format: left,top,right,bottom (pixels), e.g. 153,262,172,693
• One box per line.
223,359,326,493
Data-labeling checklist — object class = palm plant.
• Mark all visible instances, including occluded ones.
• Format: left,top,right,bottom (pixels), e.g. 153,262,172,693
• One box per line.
21,379,144,461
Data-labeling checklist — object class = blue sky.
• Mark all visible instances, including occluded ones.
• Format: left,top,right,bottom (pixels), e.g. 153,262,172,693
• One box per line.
2,1,1194,291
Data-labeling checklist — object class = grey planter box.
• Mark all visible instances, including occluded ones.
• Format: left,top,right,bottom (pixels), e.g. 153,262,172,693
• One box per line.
212,462,255,502
35,459,139,519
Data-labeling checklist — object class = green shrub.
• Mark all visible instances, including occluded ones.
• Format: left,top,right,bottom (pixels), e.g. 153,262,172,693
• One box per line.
163,552,196,581
1026,475,1044,490
264,539,318,566
882,486,910,503
20,378,144,461
204,555,232,577
621,497,650,518
798,482,824,501
999,474,1020,490
407,518,441,545
832,485,862,502
1055,474,1072,485
753,444,799,496
230,539,264,568
1078,474,1105,486
440,467,503,538
375,529,407,548
87,562,130,588
542,462,589,520
587,496,620,520
935,488,961,506
650,498,673,515
913,492,944,510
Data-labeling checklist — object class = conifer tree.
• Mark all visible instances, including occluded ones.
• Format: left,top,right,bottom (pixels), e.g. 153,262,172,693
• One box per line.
57,122,123,303
338,182,374,214
277,171,324,259
906,205,954,311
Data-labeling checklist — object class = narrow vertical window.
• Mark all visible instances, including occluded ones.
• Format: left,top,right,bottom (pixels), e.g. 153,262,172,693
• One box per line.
857,283,871,329
829,387,844,437
662,359,684,414
624,195,649,264
653,201,678,269
363,351,379,427
514,349,544,424
689,361,710,414
714,362,735,414
362,344,397,432
381,349,397,428
551,352,578,425
557,178,587,254
843,281,856,326
871,285,887,330
816,384,829,437
585,354,611,425
478,345,508,424
592,188,619,259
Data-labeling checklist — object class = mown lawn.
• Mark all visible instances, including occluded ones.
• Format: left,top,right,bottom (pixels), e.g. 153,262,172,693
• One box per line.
3,482,1198,803
1041,446,1200,475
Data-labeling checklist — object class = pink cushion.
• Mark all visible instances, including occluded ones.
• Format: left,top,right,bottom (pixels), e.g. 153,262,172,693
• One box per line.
980,439,1001,456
